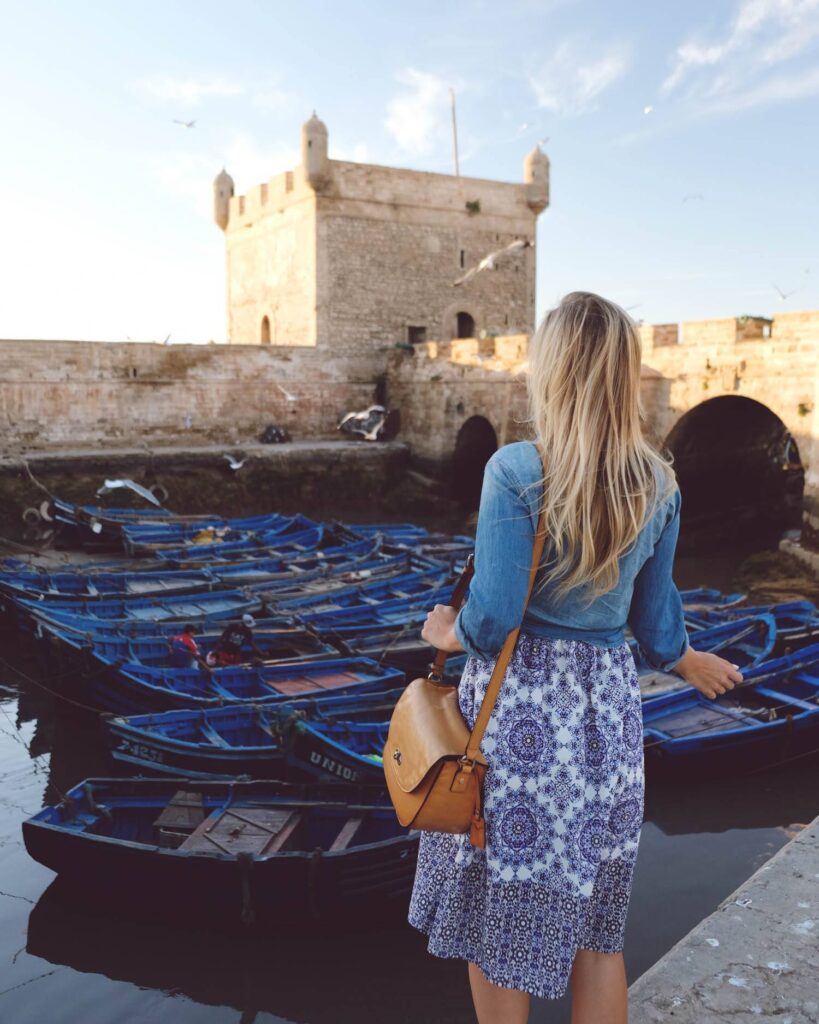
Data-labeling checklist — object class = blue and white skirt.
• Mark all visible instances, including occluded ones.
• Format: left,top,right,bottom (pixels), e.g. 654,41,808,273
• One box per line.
408,635,644,1000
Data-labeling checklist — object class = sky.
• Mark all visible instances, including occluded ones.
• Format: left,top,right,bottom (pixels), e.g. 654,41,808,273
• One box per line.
0,0,817,343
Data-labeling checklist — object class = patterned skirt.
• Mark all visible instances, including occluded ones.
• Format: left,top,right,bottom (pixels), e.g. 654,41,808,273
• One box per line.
408,635,644,1000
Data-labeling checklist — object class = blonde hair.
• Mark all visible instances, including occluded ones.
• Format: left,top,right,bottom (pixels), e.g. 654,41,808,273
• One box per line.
527,291,676,601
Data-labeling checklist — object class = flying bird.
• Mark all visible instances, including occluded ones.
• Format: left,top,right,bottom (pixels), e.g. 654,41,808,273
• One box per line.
223,454,248,471
682,193,705,203
173,119,196,129
274,382,298,402
96,479,162,507
643,105,653,115
772,284,798,301
454,239,533,287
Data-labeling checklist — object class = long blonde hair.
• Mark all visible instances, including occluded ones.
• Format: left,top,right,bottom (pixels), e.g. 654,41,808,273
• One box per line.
527,291,676,601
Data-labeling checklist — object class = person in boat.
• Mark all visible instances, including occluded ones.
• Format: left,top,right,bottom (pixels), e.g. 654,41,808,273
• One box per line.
412,291,743,1024
206,613,265,668
167,624,212,673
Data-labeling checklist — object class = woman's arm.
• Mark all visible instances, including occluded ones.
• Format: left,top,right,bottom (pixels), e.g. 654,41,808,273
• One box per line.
422,453,535,660
628,489,742,699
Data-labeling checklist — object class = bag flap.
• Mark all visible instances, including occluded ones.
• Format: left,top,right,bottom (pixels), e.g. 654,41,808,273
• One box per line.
385,676,487,793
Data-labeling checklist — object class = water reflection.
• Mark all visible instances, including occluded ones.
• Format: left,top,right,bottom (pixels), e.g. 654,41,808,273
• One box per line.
1,547,818,1024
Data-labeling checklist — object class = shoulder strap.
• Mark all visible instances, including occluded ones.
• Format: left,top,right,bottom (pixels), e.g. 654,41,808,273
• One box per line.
465,509,547,762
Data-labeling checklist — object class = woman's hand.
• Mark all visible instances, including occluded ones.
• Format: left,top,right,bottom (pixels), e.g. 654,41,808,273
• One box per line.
421,604,463,652
673,647,743,699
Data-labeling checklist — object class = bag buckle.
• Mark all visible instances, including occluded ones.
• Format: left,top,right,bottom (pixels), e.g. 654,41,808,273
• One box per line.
458,756,479,772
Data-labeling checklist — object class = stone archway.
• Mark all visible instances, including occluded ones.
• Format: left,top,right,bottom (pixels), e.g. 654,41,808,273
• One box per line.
666,395,804,542
441,301,481,342
450,415,498,510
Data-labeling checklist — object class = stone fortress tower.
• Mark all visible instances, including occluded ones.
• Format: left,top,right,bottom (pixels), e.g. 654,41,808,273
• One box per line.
214,113,549,348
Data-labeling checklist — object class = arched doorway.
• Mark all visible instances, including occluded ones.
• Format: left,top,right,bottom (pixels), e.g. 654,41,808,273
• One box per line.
450,416,498,510
456,311,475,339
261,316,271,344
666,396,804,545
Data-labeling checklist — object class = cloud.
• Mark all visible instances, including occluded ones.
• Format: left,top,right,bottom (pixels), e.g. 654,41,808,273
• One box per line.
529,40,631,114
136,74,245,105
662,0,819,111
385,69,451,154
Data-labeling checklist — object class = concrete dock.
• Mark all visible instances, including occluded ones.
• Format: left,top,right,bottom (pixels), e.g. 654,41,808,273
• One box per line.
629,814,819,1022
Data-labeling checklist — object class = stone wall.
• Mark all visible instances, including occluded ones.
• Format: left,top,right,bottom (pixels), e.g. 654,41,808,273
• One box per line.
0,340,380,450
386,335,531,467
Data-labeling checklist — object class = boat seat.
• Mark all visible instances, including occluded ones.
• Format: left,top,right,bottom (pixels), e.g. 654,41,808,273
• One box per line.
329,813,366,851
199,721,232,748
153,789,206,847
179,807,303,855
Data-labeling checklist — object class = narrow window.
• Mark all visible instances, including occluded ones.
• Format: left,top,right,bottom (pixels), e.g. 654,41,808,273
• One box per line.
261,316,271,344
459,249,465,268
408,326,427,345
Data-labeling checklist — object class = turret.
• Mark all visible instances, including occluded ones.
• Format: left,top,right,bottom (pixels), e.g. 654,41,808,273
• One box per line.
301,112,329,189
213,168,235,231
523,145,549,215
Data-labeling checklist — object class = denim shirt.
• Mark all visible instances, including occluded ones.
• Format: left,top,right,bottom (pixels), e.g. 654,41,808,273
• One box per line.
453,441,690,673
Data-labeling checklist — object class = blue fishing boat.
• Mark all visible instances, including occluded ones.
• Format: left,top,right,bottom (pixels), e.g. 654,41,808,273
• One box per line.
40,621,338,674
94,657,404,714
679,587,746,610
122,513,318,556
23,777,418,923
636,614,776,672
0,537,383,600
268,564,449,613
106,687,406,778
642,642,819,777
15,589,263,632
152,523,325,562
687,601,819,652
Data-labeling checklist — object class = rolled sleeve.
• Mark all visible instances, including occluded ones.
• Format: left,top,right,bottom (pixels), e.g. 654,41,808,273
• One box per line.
627,489,690,673
454,453,537,662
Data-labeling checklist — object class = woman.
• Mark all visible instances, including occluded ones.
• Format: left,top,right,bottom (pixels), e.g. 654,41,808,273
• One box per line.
411,292,742,1024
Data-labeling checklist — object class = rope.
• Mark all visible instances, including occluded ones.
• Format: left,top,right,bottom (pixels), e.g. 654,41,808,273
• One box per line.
0,653,114,716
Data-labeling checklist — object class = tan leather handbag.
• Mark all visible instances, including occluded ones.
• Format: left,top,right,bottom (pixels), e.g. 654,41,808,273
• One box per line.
384,512,547,848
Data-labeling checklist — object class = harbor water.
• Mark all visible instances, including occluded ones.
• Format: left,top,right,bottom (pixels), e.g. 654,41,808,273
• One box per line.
0,542,817,1024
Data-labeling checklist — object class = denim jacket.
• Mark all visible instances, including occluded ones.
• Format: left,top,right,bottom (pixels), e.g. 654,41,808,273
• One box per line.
453,441,690,672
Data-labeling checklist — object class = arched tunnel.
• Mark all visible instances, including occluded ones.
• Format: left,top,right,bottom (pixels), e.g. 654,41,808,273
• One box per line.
450,415,498,510
665,396,804,545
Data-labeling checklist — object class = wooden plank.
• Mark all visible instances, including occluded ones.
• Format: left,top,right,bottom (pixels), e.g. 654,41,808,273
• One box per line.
329,814,365,852
178,807,302,856
153,790,205,831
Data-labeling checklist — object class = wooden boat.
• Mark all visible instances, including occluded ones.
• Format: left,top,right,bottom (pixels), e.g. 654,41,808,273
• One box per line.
679,587,746,611
299,587,455,631
23,778,419,923
642,642,819,777
95,657,404,714
120,512,314,551
269,565,450,613
15,589,264,631
106,687,406,779
0,537,383,600
687,601,819,653
152,524,326,562
41,621,338,672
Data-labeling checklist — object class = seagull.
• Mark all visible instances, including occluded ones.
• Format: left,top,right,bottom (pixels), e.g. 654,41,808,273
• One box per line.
454,239,533,287
162,334,172,345
96,479,162,507
274,382,298,402
643,105,654,115
173,119,196,129
682,193,705,203
772,283,798,301
223,454,248,471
